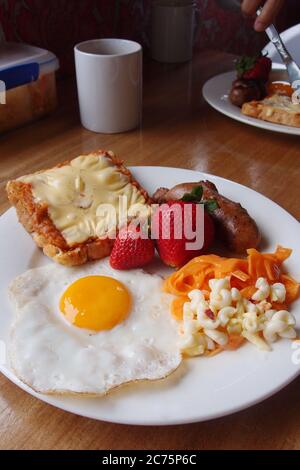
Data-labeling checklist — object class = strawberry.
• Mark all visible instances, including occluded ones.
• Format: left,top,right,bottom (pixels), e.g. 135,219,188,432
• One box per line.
152,201,215,268
110,225,155,270
236,55,272,83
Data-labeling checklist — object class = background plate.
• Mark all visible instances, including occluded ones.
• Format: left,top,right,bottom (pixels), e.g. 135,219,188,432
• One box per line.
0,166,299,425
202,65,300,136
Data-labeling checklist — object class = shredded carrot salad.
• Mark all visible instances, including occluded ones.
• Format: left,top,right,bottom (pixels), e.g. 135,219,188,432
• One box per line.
267,82,294,97
164,246,300,322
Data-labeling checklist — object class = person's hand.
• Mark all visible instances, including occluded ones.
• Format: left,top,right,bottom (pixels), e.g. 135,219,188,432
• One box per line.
241,0,284,32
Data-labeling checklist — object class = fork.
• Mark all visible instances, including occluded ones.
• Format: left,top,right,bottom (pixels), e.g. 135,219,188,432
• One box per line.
257,7,300,86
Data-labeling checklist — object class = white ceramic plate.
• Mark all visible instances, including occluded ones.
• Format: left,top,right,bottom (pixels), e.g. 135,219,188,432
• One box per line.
202,65,300,136
0,166,299,425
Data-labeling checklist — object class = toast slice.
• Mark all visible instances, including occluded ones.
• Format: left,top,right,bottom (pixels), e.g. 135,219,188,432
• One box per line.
6,150,151,266
242,93,300,128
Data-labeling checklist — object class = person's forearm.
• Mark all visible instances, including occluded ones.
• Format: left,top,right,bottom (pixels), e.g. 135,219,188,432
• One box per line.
241,0,284,31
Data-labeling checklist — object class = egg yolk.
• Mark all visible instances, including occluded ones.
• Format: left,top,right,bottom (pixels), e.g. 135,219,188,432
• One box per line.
60,276,131,331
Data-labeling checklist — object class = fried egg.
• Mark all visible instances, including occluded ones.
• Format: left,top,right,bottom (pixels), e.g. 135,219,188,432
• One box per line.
8,260,182,395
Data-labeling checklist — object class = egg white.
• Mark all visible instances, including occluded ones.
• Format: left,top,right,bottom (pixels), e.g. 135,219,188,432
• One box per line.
8,259,182,396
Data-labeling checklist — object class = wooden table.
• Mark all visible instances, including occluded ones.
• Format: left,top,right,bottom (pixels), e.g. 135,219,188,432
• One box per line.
0,51,299,450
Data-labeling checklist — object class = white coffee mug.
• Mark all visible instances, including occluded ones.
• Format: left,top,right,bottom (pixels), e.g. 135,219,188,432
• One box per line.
75,39,142,134
151,0,196,63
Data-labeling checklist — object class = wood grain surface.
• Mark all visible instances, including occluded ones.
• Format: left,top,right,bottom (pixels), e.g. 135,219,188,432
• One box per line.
0,51,299,450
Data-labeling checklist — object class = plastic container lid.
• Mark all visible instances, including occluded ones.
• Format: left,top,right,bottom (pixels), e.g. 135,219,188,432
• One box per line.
0,42,59,91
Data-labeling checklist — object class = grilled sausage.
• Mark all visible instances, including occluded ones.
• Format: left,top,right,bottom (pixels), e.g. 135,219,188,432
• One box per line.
229,79,267,108
152,181,261,254
153,183,200,203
